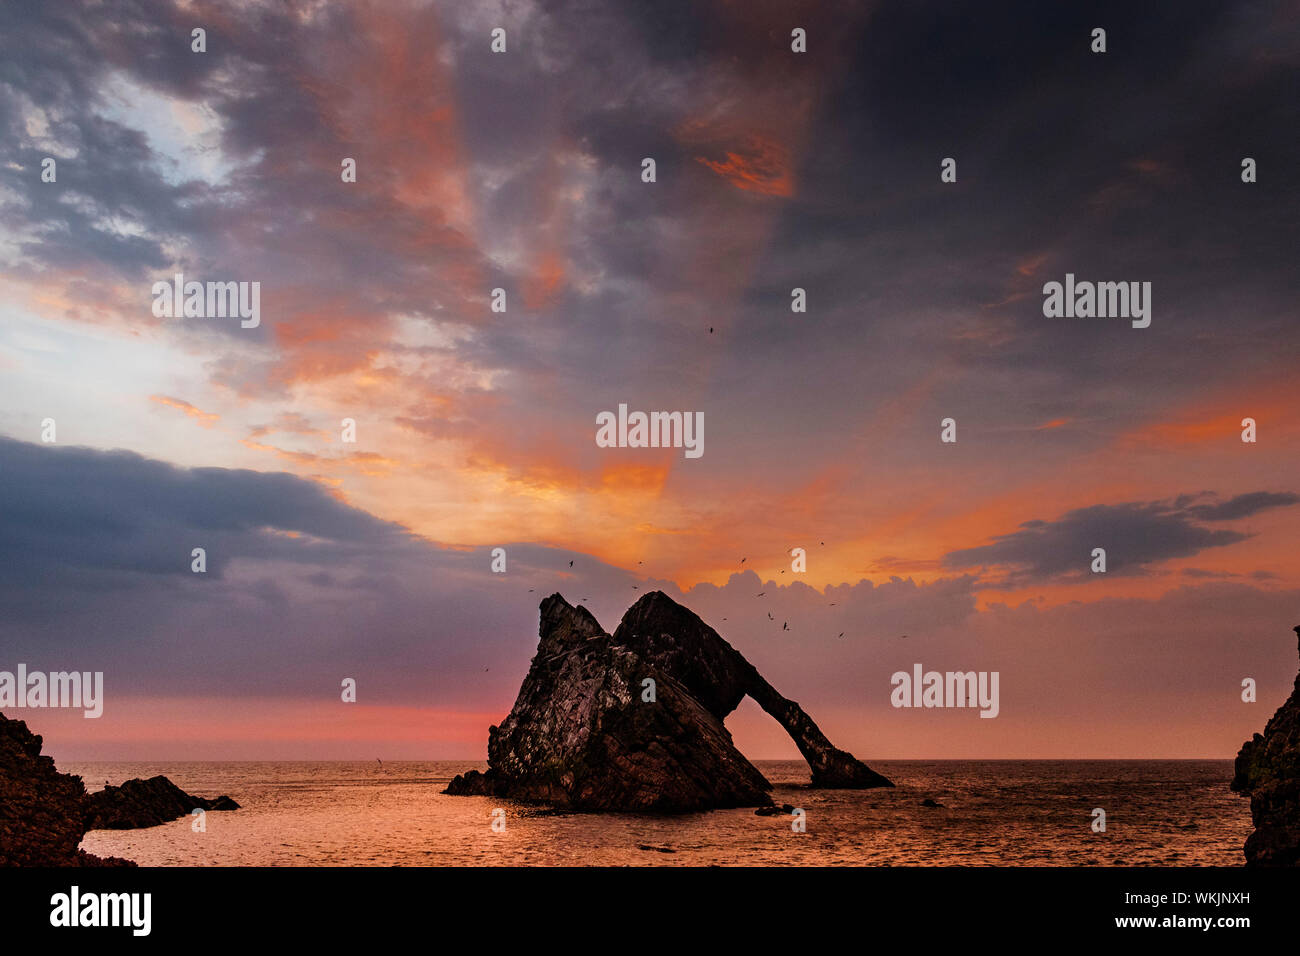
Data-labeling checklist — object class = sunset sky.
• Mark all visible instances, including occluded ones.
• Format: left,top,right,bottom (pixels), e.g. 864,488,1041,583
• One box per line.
2,0,1298,761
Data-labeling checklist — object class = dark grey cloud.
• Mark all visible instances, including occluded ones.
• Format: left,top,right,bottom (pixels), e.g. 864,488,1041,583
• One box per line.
1184,491,1300,522
0,435,412,580
739,0,1300,456
943,491,1299,581
0,435,638,704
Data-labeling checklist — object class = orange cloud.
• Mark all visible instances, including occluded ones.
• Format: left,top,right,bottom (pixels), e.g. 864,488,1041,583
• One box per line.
247,412,332,441
1016,252,1049,276
1127,157,1178,184
1117,379,1298,449
596,461,674,496
149,394,219,428
521,248,567,311
239,438,397,476
693,134,795,197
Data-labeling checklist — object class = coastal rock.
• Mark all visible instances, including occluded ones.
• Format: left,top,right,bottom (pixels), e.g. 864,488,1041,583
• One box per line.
446,592,892,812
2,710,240,865
1231,625,1300,866
446,594,771,810
0,713,131,866
613,591,892,789
85,775,241,829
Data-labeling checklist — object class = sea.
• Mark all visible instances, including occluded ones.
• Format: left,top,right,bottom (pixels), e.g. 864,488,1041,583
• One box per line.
68,760,1252,866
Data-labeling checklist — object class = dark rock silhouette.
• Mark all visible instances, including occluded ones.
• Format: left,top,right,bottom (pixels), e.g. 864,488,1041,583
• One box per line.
446,592,892,811
612,591,891,789
446,594,771,810
86,775,240,829
0,713,130,865
1232,624,1300,866
1,711,239,866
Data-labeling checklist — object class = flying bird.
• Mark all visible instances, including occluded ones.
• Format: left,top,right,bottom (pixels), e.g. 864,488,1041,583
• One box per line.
756,591,765,597
568,560,573,567
741,557,747,565
837,632,844,639
767,612,774,620
782,622,789,631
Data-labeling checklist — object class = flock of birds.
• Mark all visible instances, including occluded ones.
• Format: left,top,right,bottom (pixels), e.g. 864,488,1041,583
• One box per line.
379,545,911,768
519,543,910,642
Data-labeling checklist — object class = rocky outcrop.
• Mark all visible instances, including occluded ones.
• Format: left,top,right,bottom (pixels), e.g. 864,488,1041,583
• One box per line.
86,775,240,829
613,591,892,789
1232,625,1300,866
0,713,131,866
446,592,891,811
1,711,239,866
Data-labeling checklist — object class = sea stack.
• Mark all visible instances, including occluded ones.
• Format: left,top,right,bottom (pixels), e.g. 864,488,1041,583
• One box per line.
1231,625,1300,866
445,591,891,811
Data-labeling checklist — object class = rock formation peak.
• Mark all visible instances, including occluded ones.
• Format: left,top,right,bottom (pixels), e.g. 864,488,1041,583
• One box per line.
446,591,892,811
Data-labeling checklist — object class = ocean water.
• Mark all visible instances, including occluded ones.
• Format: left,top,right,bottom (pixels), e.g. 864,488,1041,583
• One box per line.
68,760,1252,866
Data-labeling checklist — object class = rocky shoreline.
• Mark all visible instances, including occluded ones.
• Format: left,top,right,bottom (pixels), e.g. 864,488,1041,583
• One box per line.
1231,625,1300,866
8,613,1297,864
0,712,239,866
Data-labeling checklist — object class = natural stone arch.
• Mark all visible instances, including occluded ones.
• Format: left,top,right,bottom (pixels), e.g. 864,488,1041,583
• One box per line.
611,591,892,788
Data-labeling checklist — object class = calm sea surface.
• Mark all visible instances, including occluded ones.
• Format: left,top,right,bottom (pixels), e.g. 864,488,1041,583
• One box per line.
68,760,1251,866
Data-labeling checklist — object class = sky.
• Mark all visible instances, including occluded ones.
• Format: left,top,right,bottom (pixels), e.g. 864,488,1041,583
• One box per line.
1,0,1298,761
